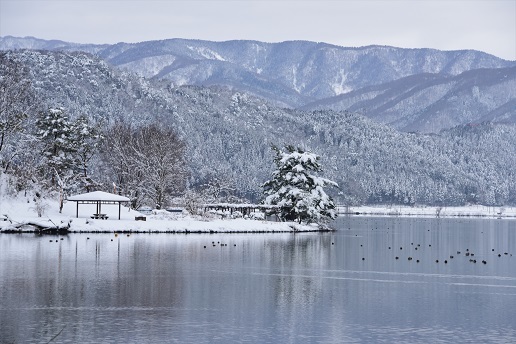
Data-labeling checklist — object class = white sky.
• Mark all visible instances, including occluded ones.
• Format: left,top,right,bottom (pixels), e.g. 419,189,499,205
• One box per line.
0,0,515,60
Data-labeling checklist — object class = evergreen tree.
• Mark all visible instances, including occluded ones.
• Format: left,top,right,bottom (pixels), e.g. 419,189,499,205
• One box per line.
36,108,75,186
262,145,338,224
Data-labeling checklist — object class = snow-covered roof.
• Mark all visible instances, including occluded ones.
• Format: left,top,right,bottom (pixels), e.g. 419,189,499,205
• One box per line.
67,191,130,202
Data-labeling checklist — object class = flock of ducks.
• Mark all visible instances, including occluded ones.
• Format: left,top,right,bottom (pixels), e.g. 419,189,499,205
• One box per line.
203,241,237,248
340,218,514,266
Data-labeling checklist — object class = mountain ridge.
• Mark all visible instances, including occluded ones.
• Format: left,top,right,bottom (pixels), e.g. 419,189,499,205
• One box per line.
302,66,516,132
2,36,515,133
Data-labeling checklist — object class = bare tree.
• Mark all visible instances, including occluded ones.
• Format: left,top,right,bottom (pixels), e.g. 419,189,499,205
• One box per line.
197,172,236,203
101,123,187,209
132,124,187,208
101,123,141,207
70,116,103,191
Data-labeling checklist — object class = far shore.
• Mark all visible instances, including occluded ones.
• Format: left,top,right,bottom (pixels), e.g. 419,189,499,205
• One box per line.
338,204,516,219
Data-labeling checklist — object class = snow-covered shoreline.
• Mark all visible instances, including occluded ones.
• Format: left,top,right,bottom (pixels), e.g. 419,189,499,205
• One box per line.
2,195,516,235
0,197,328,233
338,204,516,219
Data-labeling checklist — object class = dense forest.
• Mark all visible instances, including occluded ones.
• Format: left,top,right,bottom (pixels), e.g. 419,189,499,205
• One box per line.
1,50,515,207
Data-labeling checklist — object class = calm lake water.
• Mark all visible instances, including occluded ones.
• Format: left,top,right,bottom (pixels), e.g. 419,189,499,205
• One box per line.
1,217,516,343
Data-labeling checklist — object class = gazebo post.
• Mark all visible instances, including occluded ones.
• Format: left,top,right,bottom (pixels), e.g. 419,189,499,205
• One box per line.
118,202,121,220
76,201,79,218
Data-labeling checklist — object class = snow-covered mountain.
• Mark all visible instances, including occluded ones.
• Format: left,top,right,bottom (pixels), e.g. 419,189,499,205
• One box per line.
3,49,516,205
302,66,516,132
1,36,515,133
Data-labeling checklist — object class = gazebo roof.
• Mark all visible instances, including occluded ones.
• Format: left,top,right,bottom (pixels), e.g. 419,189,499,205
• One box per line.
68,191,130,202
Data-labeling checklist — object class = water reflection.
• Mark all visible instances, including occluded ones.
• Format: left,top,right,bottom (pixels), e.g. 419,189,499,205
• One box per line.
0,217,515,343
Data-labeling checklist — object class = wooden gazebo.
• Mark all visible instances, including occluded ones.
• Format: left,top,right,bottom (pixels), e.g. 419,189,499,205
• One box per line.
67,191,130,220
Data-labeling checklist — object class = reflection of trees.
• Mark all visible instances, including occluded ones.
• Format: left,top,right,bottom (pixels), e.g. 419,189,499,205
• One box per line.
260,235,335,311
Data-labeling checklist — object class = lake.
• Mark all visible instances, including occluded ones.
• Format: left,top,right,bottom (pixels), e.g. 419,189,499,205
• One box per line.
1,216,515,343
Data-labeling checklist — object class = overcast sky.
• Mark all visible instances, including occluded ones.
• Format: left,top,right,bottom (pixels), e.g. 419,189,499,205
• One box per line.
1,0,515,60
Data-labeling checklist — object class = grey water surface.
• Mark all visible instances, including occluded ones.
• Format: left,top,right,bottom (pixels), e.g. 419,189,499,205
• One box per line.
1,217,515,343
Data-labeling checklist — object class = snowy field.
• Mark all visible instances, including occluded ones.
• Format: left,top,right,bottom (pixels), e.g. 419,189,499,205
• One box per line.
0,196,320,233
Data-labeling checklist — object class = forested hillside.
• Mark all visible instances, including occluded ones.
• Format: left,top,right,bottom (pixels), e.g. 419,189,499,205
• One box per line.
2,50,515,206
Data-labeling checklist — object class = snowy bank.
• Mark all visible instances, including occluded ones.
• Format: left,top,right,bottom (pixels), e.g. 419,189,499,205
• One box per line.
0,196,327,233
339,204,516,218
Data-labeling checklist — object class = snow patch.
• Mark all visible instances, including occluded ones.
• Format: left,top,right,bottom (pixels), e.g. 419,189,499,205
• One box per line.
292,66,305,93
331,69,353,95
187,46,226,61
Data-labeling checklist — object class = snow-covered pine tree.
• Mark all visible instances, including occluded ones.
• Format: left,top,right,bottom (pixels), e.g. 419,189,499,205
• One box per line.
36,107,76,186
262,145,338,224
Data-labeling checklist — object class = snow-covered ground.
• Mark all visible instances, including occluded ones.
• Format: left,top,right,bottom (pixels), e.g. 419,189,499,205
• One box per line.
0,195,321,233
2,191,516,234
339,204,516,218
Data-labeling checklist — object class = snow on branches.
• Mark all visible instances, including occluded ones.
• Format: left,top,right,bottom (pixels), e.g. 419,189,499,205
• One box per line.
262,145,338,224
